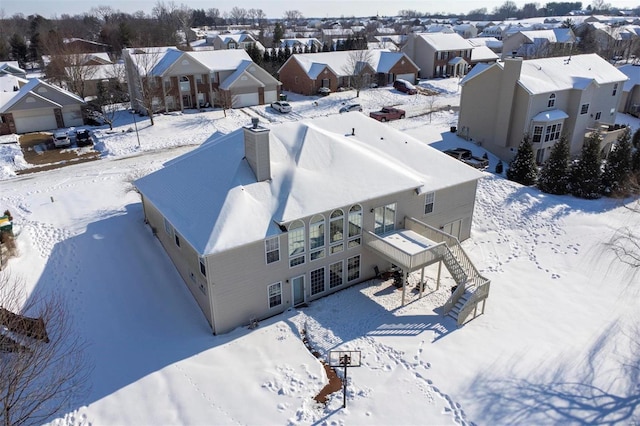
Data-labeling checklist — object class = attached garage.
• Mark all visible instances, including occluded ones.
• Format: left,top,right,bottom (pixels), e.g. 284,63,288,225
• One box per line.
12,108,57,134
396,73,416,84
232,92,259,108
264,90,278,104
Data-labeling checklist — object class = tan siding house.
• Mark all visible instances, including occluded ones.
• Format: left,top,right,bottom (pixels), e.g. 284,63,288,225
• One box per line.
135,113,487,334
457,54,628,163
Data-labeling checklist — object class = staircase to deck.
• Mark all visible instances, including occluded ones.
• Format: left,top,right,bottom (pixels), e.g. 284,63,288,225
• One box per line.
404,217,491,326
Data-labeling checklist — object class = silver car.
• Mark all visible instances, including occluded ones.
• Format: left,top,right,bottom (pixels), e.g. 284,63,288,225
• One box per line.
270,101,292,113
339,104,363,113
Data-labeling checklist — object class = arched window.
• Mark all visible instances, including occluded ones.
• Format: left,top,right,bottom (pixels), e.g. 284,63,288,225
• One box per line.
547,93,556,108
309,215,325,261
288,220,305,267
348,205,363,248
329,209,344,254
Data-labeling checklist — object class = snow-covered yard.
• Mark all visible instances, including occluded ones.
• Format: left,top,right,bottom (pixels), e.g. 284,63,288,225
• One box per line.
0,78,639,425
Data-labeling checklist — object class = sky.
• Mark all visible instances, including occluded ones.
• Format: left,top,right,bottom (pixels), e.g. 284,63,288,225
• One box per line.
0,77,638,425
2,0,639,19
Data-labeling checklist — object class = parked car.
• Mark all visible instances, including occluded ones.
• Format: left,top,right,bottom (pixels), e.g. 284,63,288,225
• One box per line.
271,101,292,113
393,79,418,95
317,87,331,96
52,130,71,148
369,107,405,122
339,104,363,113
443,148,489,169
75,129,93,147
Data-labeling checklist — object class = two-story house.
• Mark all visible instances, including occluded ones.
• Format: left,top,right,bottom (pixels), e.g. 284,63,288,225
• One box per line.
402,33,474,79
278,50,419,95
124,47,280,111
501,28,576,59
134,113,489,334
208,33,265,52
457,54,628,163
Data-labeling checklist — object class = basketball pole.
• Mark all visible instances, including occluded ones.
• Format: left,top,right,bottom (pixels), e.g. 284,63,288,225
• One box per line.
342,354,349,408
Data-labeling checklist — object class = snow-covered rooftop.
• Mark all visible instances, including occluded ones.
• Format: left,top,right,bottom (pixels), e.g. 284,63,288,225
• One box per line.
135,113,482,255
618,64,640,92
415,32,473,51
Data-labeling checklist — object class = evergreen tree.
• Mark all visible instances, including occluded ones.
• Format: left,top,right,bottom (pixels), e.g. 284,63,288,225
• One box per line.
284,45,291,60
570,132,603,199
322,42,330,52
272,22,284,46
538,135,570,195
602,127,633,195
506,135,538,186
632,127,640,149
263,49,271,64
9,33,28,68
310,43,318,53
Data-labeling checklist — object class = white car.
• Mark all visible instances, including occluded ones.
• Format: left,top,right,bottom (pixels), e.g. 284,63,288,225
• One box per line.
339,104,363,113
270,101,292,113
52,130,71,148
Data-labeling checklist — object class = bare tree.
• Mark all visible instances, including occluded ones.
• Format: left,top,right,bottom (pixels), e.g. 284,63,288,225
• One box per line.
130,49,163,125
95,63,129,130
283,10,304,22
213,88,238,117
342,50,375,97
607,202,640,270
206,8,220,28
229,7,247,25
172,3,193,48
0,273,91,426
427,94,437,123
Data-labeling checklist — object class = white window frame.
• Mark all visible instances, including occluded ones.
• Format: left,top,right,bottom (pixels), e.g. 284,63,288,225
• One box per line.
612,83,617,96
310,267,325,296
309,214,325,261
265,236,280,264
595,111,601,120
374,203,396,235
348,205,362,249
329,209,344,255
580,103,589,115
347,255,360,282
288,220,306,268
199,257,206,276
329,261,344,289
547,93,556,108
424,192,435,215
268,282,283,308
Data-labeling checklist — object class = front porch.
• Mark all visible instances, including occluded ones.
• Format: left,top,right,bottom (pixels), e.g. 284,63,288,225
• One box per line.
363,217,491,326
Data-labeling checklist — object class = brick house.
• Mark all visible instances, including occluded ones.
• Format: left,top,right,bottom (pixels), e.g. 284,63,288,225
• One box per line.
402,32,474,79
278,50,419,96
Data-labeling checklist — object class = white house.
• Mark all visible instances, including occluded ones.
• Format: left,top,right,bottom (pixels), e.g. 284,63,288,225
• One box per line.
135,113,489,334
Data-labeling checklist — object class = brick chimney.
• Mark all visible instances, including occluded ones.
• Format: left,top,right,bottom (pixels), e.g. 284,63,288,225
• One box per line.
243,117,271,182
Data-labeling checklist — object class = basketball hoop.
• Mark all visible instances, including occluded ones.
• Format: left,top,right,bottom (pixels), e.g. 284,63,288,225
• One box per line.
328,350,361,408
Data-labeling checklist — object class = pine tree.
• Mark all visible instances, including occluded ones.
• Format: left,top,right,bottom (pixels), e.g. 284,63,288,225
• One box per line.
272,22,284,46
570,132,603,199
601,127,632,195
632,128,640,149
538,135,570,195
506,135,538,186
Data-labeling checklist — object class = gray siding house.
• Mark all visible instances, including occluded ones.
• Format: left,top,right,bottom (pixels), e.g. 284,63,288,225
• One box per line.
135,113,488,334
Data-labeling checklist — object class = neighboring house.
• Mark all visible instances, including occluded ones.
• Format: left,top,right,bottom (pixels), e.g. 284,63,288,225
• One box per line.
320,28,355,46
402,33,474,78
134,113,488,334
0,62,27,79
279,38,323,52
64,63,127,99
501,28,576,59
452,23,478,39
457,54,628,163
618,63,640,116
209,33,265,52
478,24,511,40
123,47,280,111
278,50,419,95
467,37,503,54
0,78,85,135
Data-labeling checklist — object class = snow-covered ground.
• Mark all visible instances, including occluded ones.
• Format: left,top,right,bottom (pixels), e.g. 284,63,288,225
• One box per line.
1,78,639,425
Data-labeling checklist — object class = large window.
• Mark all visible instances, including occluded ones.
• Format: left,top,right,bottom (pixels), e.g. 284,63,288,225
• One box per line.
329,209,344,254
265,236,280,264
544,123,562,142
310,268,325,295
532,125,544,143
179,76,190,92
329,261,343,288
347,256,360,282
288,220,305,267
309,214,325,261
374,203,396,235
348,205,362,248
612,83,618,96
547,93,556,108
424,192,435,214
580,103,589,115
595,111,601,120
268,282,282,308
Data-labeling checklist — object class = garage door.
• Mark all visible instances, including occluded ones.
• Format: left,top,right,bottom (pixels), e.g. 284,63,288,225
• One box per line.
13,113,57,134
264,90,277,104
62,107,84,128
233,92,259,108
396,73,415,84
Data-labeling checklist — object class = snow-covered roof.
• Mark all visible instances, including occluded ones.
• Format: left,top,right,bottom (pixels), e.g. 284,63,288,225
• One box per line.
135,113,482,256
514,54,629,95
618,64,640,91
467,37,502,50
284,50,418,79
65,63,125,82
0,78,83,113
515,28,575,43
189,49,252,71
415,33,472,51
470,46,499,62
